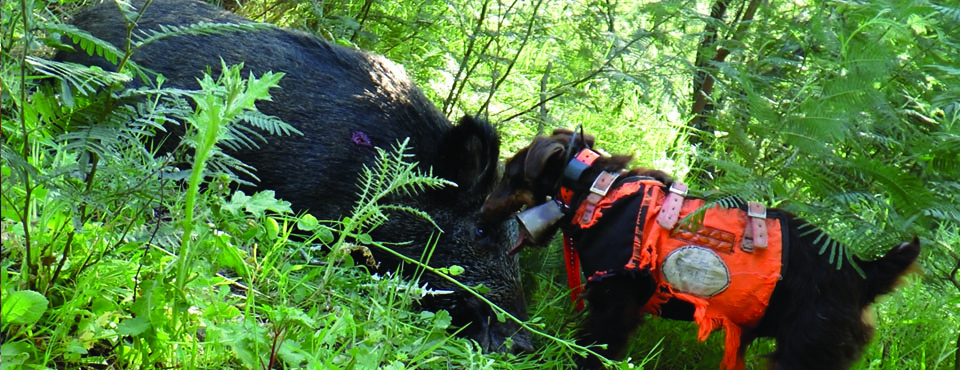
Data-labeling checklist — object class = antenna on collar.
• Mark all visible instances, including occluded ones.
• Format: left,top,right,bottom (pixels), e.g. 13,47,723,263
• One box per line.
565,125,589,162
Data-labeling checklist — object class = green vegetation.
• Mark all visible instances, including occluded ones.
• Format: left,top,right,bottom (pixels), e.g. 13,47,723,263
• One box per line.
2,0,957,369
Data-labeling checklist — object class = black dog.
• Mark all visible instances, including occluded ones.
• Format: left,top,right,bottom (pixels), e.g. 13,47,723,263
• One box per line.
482,129,920,370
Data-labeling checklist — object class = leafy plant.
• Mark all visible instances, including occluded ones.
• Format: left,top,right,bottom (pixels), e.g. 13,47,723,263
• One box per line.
3,0,957,369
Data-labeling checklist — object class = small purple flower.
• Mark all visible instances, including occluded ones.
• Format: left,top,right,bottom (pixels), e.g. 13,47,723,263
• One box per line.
352,130,373,148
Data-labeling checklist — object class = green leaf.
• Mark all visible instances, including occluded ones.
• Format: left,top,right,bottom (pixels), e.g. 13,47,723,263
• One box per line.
0,342,32,369
317,228,335,244
447,265,465,276
277,339,307,367
472,283,490,294
430,310,451,330
264,217,280,241
1,290,49,329
117,316,150,336
223,190,293,217
218,237,249,278
297,213,319,231
358,233,374,245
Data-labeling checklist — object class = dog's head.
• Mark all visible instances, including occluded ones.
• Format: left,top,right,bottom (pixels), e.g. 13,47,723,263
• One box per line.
481,129,596,223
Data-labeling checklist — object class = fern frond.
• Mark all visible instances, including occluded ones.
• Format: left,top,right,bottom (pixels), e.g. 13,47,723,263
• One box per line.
44,22,126,65
378,205,441,230
353,207,390,233
202,151,259,185
222,124,266,151
796,221,862,272
782,113,848,153
27,57,130,97
347,139,454,238
237,111,302,137
133,22,276,49
0,145,41,182
829,191,881,208
851,157,932,213
679,193,744,230
924,207,960,223
932,3,960,23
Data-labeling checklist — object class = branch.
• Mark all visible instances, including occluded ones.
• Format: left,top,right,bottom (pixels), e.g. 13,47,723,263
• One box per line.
936,239,960,293
443,0,491,116
688,0,761,137
537,61,552,135
686,0,761,185
500,32,649,123
350,0,375,43
688,0,731,141
478,0,544,117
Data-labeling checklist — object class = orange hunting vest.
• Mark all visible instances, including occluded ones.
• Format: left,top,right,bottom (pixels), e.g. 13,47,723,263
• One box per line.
565,178,783,370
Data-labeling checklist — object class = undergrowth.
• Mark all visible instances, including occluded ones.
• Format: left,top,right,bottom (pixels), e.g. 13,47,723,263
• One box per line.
2,0,957,369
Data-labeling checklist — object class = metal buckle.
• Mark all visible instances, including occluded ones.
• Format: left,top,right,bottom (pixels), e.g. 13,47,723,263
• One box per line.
589,171,619,197
669,182,688,196
747,202,766,218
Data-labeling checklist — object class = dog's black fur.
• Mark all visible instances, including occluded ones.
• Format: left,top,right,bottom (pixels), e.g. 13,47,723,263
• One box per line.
482,129,921,369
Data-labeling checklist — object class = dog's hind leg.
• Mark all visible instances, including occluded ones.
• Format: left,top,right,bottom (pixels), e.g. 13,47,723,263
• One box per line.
576,270,656,369
767,301,873,370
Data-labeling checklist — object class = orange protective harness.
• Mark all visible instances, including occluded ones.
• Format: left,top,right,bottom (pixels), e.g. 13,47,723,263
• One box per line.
561,162,783,370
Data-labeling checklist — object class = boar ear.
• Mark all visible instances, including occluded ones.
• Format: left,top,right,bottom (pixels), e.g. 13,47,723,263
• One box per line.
434,115,501,194
523,137,565,182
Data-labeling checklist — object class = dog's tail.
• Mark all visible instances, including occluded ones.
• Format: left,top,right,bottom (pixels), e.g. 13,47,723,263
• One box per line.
860,237,921,305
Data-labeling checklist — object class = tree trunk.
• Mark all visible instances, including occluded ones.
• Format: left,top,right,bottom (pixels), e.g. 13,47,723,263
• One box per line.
687,0,762,184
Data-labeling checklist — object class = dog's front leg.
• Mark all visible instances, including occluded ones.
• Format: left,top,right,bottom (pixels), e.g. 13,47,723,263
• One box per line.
576,270,657,369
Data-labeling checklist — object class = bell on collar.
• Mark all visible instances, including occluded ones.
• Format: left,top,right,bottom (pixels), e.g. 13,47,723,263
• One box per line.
515,200,566,246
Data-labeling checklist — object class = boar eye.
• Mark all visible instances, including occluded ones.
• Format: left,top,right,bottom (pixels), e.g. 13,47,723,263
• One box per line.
475,227,487,239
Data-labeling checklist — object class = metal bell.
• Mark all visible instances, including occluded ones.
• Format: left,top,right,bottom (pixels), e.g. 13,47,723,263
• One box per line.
515,200,566,245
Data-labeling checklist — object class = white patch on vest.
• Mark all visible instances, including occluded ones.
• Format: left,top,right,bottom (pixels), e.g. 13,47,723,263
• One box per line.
661,246,730,298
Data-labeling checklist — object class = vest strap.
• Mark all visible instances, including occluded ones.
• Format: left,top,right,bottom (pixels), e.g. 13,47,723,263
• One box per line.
579,171,620,225
656,181,688,230
747,201,768,248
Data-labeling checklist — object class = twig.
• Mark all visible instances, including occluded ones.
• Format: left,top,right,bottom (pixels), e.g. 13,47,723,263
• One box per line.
537,61,552,134
479,0,544,117
443,0,491,116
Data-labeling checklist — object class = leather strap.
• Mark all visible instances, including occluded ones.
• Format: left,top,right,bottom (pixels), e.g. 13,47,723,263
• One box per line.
747,201,768,248
656,182,688,230
579,171,620,225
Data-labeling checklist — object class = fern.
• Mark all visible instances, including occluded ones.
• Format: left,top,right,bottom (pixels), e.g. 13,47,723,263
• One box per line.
25,57,130,99
349,139,454,235
796,222,863,274
236,110,302,137
932,3,960,23
44,22,127,66
132,22,276,49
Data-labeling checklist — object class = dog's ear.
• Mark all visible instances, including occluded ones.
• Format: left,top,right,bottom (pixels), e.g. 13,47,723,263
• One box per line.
523,137,566,182
551,128,596,148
